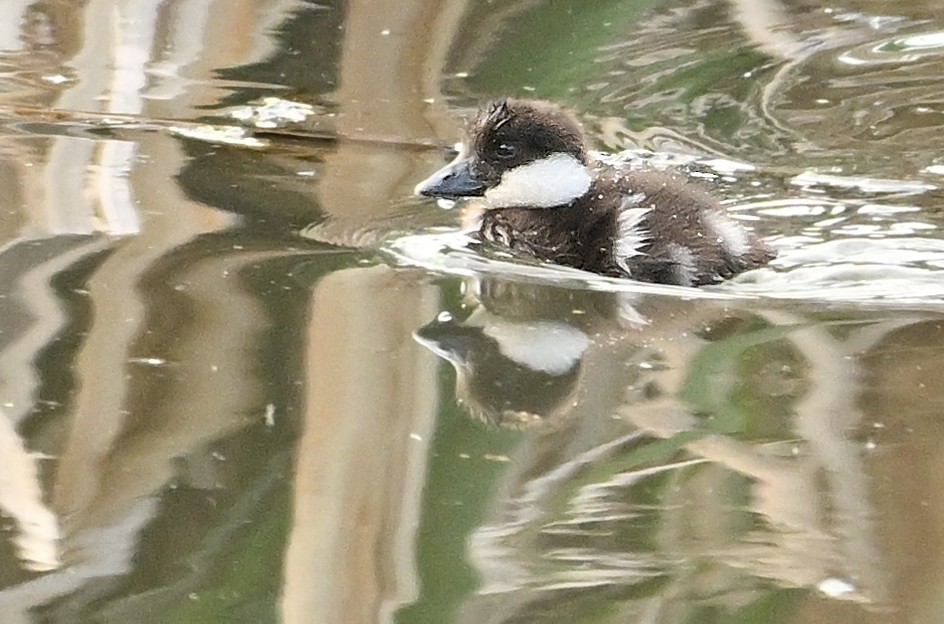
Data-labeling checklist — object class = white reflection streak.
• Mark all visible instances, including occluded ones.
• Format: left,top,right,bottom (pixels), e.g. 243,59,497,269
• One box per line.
762,310,891,603
245,0,310,60
0,498,156,624
0,238,110,575
42,0,161,237
0,0,32,52
147,0,304,101
110,0,160,114
0,238,109,428
0,410,59,572
92,0,164,236
93,141,140,236
146,0,213,100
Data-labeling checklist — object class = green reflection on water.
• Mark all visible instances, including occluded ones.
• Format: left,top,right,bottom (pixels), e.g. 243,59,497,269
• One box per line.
159,467,290,624
466,0,661,99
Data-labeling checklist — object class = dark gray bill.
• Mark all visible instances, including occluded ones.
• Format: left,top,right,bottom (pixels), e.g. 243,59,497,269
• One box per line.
414,159,486,199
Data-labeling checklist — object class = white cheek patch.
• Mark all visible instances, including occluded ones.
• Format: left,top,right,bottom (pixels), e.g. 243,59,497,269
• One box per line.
483,154,591,208
614,195,651,272
704,211,750,257
482,321,589,375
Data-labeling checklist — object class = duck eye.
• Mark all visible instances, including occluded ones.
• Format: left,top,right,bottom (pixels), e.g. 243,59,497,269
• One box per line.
495,142,517,160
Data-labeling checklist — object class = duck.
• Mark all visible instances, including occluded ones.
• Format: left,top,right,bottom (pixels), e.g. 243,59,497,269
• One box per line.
414,307,587,428
414,98,776,286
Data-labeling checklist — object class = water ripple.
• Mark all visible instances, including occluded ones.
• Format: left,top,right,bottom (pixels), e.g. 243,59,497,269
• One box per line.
387,229,944,307
840,30,944,65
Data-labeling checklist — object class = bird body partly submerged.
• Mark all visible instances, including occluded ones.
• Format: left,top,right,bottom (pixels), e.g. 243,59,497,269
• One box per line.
415,99,775,287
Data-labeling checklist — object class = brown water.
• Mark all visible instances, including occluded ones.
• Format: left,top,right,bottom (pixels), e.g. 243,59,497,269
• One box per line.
1,1,944,623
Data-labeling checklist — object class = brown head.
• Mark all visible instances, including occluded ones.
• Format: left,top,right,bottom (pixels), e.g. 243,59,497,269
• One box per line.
415,99,592,208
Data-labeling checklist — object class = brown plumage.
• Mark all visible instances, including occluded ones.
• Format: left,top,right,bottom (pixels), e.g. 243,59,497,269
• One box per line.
416,99,776,286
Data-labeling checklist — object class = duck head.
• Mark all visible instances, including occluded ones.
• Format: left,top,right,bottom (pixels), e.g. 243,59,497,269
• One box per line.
414,99,593,208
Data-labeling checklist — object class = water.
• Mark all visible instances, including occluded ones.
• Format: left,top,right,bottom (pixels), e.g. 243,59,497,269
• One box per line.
0,1,943,623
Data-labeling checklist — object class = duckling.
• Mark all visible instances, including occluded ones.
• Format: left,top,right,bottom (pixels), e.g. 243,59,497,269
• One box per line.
415,99,776,286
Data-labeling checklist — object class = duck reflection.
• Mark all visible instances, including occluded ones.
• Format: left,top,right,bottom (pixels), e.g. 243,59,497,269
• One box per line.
414,277,783,429
415,278,629,428
416,310,586,428
414,276,930,620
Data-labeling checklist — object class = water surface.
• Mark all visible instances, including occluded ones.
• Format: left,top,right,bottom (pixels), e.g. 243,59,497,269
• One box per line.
1,1,943,623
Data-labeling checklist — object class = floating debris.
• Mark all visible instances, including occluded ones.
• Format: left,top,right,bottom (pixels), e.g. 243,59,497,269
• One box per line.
168,124,267,148
228,97,318,129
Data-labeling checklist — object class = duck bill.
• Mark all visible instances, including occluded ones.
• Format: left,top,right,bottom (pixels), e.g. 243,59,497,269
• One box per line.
414,158,487,200
413,322,475,368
